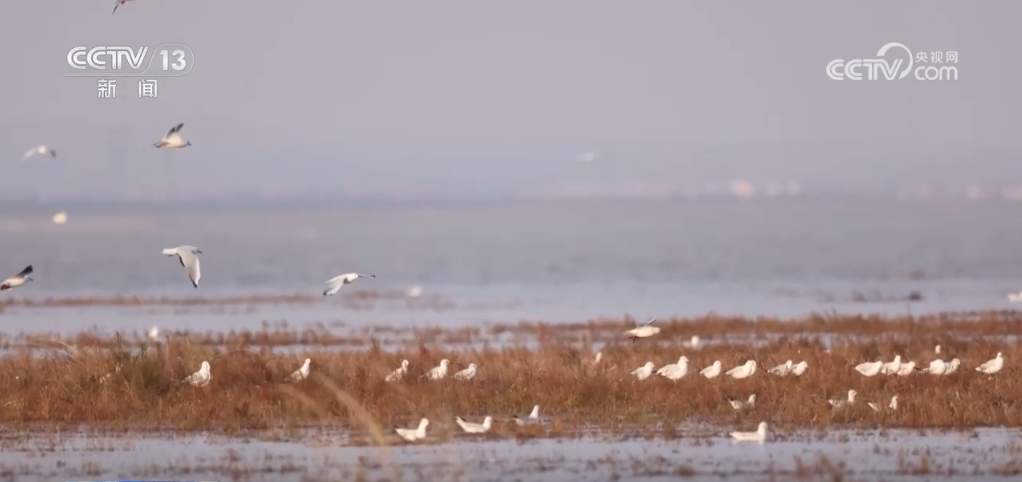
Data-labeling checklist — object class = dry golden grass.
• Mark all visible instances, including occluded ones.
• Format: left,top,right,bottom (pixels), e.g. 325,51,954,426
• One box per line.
0,312,1019,436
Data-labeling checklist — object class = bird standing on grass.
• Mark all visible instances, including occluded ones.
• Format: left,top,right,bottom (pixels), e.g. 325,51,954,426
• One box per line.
287,358,311,382
182,361,211,387
726,360,757,379
427,359,450,380
162,246,202,288
881,355,902,375
0,266,33,291
975,352,1004,375
700,360,722,379
323,272,375,296
828,389,857,408
656,356,689,381
631,361,655,381
456,416,493,434
395,418,429,442
855,360,883,377
768,360,793,377
453,363,478,381
385,359,410,382
791,360,808,376
729,394,756,411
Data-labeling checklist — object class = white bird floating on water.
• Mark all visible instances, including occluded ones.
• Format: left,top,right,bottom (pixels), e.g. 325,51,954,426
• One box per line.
288,358,311,382
881,355,903,376
729,394,756,411
51,211,68,225
456,416,493,434
515,405,540,426
730,422,768,443
855,360,883,377
896,361,916,376
395,418,429,442
453,363,478,381
147,325,160,342
828,389,857,409
23,145,56,159
631,361,655,381
323,272,375,296
0,265,33,291
768,360,793,377
154,123,191,149
791,360,808,377
656,356,689,381
700,360,722,379
182,361,211,387
726,360,757,379
385,359,409,382
624,318,660,342
427,359,450,380
162,246,202,288
975,352,1004,375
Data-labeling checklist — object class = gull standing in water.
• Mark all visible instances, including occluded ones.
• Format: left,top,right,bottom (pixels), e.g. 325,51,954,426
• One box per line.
162,246,202,288
23,145,56,159
656,356,689,381
631,361,655,381
0,266,33,291
323,272,375,296
385,359,410,382
182,361,211,387
730,422,768,443
975,352,1004,375
287,358,311,382
395,418,429,442
768,360,793,377
726,360,757,379
828,389,857,408
453,363,478,381
427,359,450,380
624,318,660,342
791,361,808,377
456,416,493,434
154,123,191,148
515,405,540,426
729,394,756,411
700,360,722,379
855,360,883,377
881,355,902,376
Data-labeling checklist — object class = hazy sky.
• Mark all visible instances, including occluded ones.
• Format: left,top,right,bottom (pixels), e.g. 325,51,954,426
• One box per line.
1,2,1020,201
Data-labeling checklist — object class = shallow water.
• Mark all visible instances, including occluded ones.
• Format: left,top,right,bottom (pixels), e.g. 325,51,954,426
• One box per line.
0,428,1017,481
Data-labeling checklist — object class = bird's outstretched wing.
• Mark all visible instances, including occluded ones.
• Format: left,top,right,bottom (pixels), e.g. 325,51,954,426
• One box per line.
168,123,184,136
16,265,33,278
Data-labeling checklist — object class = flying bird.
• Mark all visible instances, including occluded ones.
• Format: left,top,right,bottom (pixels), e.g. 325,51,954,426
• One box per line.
730,422,768,443
182,361,211,387
287,358,311,382
624,318,660,342
729,394,756,411
385,359,410,382
0,265,33,291
395,418,429,442
453,363,478,381
700,360,722,379
51,211,68,225
112,0,135,14
162,245,202,287
975,352,1004,375
426,359,450,380
726,360,757,379
323,272,375,296
154,123,191,149
455,416,493,434
630,361,655,381
23,145,56,159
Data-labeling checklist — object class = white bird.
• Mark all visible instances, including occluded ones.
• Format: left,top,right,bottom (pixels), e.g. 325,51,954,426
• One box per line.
656,356,689,381
23,145,56,159
889,395,899,411
147,325,160,342
395,418,429,442
700,360,722,379
922,358,948,375
828,389,857,408
944,358,961,375
726,360,757,379
154,123,191,148
112,0,135,14
288,358,311,382
405,285,423,299
182,361,211,387
455,416,493,434
385,359,409,382
593,352,603,365
685,335,701,349
729,394,756,411
453,363,478,381
881,355,902,375
730,421,768,443
322,272,376,296
934,344,942,355
427,359,450,380
1009,291,1022,303
791,361,808,377
975,352,1004,375
624,318,660,342
515,405,540,426
0,265,33,291
768,360,793,377
51,211,68,225
162,245,202,288
631,361,655,381
895,361,916,376
855,360,883,377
